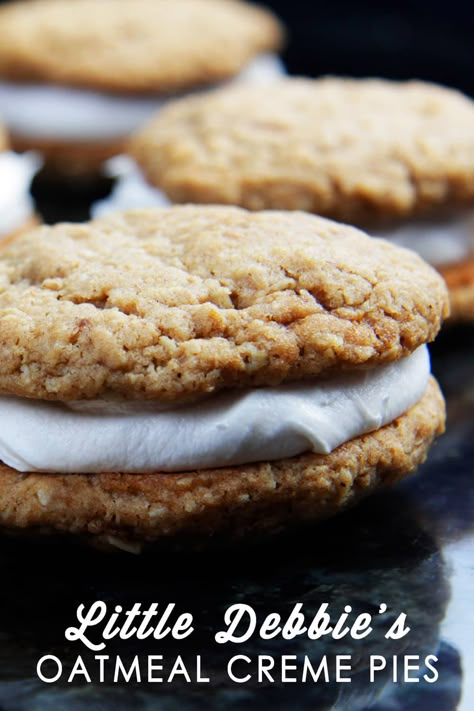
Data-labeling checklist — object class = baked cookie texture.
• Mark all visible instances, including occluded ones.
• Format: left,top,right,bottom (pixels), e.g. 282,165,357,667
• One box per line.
0,206,449,401
0,0,283,93
0,378,444,545
440,260,474,321
129,77,474,223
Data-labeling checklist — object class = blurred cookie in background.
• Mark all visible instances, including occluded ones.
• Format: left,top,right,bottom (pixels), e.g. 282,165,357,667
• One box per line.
0,0,284,176
123,77,474,321
0,120,40,242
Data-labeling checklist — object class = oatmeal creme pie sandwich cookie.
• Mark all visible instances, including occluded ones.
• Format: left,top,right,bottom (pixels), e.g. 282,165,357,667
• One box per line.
0,0,284,175
127,77,474,320
0,206,447,546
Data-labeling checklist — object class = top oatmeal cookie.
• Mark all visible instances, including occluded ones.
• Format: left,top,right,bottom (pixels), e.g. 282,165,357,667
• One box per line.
130,77,474,222
0,0,283,93
0,206,448,401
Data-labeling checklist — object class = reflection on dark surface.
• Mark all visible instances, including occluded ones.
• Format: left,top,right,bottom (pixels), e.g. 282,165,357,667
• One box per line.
0,489,456,710
372,641,462,711
418,327,474,545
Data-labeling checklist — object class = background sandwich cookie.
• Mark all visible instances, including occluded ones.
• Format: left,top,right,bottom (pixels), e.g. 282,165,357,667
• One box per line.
0,0,284,175
0,206,448,545
128,78,474,321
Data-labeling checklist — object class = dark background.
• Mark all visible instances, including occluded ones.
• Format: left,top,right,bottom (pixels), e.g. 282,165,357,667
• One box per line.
265,0,474,96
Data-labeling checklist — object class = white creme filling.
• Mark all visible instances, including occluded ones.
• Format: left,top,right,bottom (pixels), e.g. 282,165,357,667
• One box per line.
0,346,430,474
0,151,40,236
0,54,285,143
91,156,171,217
373,210,474,267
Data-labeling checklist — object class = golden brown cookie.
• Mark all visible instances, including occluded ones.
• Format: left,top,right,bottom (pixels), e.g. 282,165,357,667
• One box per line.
0,207,448,546
440,259,474,321
0,377,444,546
0,206,449,401
130,77,474,221
0,0,283,93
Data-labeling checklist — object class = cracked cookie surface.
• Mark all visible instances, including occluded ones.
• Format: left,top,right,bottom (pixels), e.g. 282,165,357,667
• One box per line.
0,206,448,401
0,0,282,93
130,78,474,222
